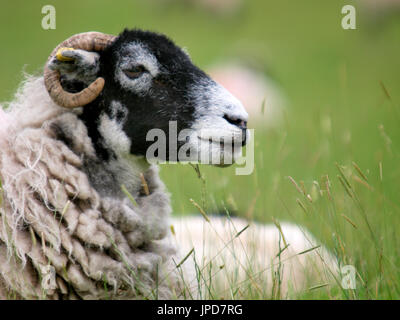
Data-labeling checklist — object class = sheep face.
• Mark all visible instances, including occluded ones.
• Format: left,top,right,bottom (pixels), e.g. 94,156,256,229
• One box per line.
61,29,249,165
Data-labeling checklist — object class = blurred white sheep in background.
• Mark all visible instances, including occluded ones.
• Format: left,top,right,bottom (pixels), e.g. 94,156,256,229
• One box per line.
208,62,286,128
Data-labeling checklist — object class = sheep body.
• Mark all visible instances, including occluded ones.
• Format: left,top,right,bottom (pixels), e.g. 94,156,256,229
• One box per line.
0,76,180,299
172,216,337,298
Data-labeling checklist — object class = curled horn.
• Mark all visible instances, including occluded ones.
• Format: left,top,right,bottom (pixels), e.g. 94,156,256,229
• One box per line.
44,32,116,108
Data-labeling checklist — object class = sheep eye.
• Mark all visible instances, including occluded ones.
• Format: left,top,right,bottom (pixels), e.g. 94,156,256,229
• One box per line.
123,65,146,79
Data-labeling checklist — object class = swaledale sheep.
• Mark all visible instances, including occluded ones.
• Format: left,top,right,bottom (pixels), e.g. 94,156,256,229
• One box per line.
0,30,336,300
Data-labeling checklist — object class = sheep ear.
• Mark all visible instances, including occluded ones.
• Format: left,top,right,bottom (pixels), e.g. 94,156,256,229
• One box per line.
48,48,100,82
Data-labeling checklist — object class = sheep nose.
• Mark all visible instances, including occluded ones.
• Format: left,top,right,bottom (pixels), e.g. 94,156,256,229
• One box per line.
223,114,247,130
224,113,247,129
223,113,248,146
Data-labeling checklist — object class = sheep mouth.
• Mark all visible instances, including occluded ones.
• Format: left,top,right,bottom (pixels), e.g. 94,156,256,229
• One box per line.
197,136,245,149
195,136,243,167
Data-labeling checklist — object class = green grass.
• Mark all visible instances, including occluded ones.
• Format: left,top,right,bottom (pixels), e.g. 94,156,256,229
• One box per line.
1,0,400,299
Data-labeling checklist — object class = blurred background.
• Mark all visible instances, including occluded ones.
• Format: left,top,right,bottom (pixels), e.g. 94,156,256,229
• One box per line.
1,0,400,298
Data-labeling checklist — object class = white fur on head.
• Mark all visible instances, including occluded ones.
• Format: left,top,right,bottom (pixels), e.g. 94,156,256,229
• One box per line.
187,79,249,165
115,42,160,95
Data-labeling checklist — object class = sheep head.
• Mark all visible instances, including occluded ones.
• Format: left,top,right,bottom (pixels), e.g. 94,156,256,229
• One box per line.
44,29,249,166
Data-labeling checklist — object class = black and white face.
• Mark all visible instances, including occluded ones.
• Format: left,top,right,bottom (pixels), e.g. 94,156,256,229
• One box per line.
57,29,249,165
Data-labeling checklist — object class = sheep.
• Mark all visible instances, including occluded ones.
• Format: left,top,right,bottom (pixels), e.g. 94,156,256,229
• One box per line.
0,30,337,299
171,215,339,299
208,62,286,128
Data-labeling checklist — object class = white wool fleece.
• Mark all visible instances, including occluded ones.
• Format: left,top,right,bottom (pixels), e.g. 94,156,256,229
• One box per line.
0,76,182,299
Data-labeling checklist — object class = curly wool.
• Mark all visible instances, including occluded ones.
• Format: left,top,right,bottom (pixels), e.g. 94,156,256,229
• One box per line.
0,76,181,299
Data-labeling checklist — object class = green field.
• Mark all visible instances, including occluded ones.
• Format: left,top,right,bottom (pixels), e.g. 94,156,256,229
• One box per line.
1,0,400,299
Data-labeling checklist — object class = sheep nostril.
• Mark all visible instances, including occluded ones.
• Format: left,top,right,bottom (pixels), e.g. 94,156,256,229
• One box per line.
223,114,247,130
